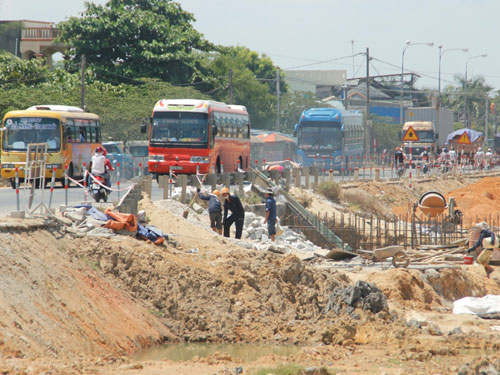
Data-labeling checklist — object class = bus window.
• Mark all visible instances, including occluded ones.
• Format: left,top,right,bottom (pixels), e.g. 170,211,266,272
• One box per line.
89,120,98,143
75,119,89,142
66,119,76,143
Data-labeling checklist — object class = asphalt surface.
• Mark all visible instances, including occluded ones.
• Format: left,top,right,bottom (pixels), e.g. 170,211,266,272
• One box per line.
0,168,395,216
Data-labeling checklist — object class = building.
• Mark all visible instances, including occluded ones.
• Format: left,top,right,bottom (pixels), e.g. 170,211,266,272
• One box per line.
0,20,66,66
284,70,347,99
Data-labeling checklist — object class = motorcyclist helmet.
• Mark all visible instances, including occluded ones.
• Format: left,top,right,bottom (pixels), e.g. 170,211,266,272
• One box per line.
443,148,448,153
95,146,103,154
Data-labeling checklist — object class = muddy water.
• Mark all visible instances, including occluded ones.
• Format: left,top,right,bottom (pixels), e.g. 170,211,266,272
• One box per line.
133,343,300,362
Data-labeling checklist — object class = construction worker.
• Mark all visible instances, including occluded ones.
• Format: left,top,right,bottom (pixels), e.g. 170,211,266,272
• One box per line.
197,189,222,235
263,188,277,242
467,222,496,278
475,147,485,169
485,148,494,169
221,187,245,239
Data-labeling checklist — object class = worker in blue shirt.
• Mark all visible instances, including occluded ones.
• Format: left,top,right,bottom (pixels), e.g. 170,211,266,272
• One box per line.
197,188,222,235
467,222,496,278
264,188,277,242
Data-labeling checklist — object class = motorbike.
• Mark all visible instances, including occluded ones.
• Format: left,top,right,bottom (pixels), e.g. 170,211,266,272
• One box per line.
90,174,109,203
396,163,405,178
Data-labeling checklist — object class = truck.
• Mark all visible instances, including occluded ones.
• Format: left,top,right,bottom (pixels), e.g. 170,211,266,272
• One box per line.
401,107,454,157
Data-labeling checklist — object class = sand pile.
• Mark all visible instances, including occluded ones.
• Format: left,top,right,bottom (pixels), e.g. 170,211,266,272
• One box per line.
444,176,500,221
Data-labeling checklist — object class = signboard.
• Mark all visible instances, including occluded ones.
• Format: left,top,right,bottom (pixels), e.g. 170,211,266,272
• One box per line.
456,132,471,145
402,126,419,142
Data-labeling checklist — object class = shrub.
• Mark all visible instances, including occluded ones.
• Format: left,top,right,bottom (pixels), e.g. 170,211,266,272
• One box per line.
316,180,342,203
295,190,313,208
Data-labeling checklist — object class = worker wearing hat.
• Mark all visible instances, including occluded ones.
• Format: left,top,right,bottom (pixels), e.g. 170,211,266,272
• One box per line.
467,222,496,278
263,188,277,242
221,187,245,239
197,188,222,235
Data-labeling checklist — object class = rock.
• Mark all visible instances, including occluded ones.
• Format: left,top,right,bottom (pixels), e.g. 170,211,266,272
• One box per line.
324,280,388,315
425,323,442,336
285,236,297,242
261,234,268,241
447,327,463,336
191,203,205,214
406,319,422,329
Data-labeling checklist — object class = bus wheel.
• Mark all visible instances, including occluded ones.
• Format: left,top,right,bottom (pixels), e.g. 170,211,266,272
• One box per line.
216,157,221,174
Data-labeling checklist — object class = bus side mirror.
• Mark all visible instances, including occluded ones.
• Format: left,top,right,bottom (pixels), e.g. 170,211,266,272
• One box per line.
140,123,147,134
212,125,218,136
293,123,298,137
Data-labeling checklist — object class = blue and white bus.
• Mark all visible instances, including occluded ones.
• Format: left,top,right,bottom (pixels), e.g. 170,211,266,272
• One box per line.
294,108,364,172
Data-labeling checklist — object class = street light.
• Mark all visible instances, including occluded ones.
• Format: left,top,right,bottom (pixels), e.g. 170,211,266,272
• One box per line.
464,53,487,127
400,40,434,124
438,46,468,95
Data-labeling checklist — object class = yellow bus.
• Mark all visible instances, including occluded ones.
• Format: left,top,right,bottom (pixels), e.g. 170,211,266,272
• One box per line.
1,105,102,188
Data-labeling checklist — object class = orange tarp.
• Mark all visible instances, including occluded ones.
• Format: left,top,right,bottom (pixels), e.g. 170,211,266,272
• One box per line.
103,209,138,232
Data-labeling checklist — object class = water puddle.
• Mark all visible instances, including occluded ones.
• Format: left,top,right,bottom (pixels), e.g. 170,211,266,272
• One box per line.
133,343,301,362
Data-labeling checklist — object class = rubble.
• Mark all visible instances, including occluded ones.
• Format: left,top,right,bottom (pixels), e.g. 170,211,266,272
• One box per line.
323,280,388,315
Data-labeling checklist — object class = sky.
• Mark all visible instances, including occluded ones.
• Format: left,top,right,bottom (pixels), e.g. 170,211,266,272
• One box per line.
1,0,499,91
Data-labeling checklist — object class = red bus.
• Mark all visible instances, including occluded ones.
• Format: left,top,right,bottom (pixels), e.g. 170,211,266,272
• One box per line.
145,99,250,177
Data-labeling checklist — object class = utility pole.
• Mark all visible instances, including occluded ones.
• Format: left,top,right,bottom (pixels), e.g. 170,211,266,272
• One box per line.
350,40,355,77
276,68,280,132
80,54,86,110
485,95,489,147
228,69,233,104
365,47,371,155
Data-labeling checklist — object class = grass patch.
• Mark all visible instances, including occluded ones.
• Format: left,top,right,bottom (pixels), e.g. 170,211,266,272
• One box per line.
316,180,342,203
295,190,313,208
81,256,100,272
251,364,303,375
252,365,335,375
342,190,392,219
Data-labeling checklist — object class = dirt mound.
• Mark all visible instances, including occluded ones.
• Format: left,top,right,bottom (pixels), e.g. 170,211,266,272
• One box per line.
0,219,169,361
368,267,500,310
443,177,500,221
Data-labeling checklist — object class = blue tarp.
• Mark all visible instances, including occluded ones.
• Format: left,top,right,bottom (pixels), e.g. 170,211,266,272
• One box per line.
446,128,483,145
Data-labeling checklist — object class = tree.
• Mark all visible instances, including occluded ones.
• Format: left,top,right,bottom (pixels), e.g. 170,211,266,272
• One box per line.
440,75,493,130
0,52,49,88
58,0,215,84
205,53,277,130
279,91,327,134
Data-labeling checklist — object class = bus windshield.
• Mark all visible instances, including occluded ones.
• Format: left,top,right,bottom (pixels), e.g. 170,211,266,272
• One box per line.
298,123,341,152
129,146,148,157
151,112,208,147
2,117,61,151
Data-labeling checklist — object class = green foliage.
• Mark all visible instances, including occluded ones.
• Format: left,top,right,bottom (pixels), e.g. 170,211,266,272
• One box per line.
252,364,304,375
280,91,328,134
0,52,49,88
206,53,277,129
440,74,494,130
57,0,215,84
316,180,341,203
371,116,402,152
0,72,207,142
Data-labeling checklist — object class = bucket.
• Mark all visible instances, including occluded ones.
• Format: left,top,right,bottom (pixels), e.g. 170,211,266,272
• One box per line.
464,255,474,265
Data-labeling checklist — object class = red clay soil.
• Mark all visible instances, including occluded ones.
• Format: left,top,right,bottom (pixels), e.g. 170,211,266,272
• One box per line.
443,177,500,223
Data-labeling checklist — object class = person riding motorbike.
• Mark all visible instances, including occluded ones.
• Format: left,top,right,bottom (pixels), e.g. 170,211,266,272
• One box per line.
88,146,114,188
394,147,405,177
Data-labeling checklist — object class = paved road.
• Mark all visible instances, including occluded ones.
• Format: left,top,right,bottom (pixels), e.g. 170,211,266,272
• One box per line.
0,167,398,216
